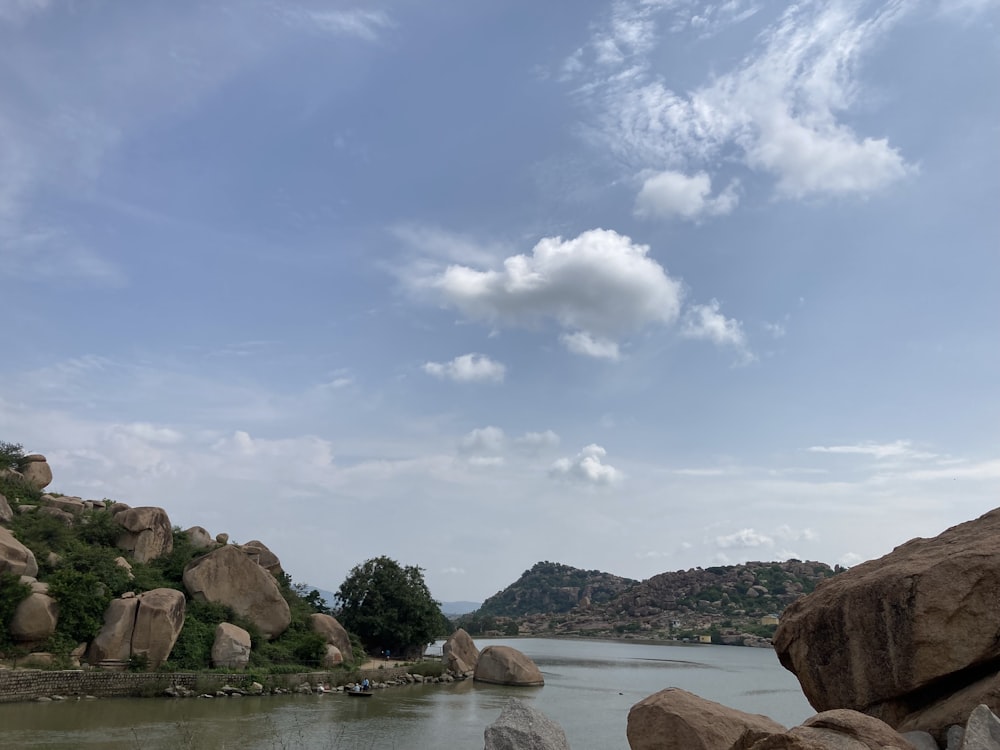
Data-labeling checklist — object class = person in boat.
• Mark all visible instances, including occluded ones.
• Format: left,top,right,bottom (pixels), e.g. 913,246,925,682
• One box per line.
361,678,370,691
353,684,361,693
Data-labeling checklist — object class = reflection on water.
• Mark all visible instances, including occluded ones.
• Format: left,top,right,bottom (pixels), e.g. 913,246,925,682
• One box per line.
0,639,812,750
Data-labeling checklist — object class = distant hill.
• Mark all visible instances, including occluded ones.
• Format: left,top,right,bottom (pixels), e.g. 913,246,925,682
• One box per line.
440,601,481,616
457,559,838,645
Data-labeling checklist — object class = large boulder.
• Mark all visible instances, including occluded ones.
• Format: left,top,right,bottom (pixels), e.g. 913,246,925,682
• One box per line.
484,698,570,750
89,595,140,664
320,645,344,668
443,627,479,673
0,526,38,577
242,539,283,576
9,591,59,644
775,507,1000,725
736,710,916,750
40,495,85,515
627,687,785,750
0,493,12,525
474,645,544,687
212,622,252,669
309,613,353,663
19,454,52,489
131,588,185,669
182,545,291,639
115,506,173,563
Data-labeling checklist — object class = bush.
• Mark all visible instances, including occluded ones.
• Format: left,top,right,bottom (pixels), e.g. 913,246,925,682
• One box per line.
46,568,111,643
0,441,26,472
0,572,31,650
408,660,444,678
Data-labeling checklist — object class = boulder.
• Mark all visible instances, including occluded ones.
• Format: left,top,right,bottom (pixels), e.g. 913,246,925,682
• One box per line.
0,526,38,577
114,556,134,579
320,645,343,668
19,455,52,489
484,698,570,750
39,506,75,525
738,710,916,750
0,492,12,525
89,596,140,664
212,622,252,669
309,613,353,662
242,539,283,576
131,588,186,669
115,506,173,563
443,627,479,673
474,645,544,687
775,507,1000,723
9,591,59,643
41,495,85,515
626,687,785,750
216,533,229,545
959,704,1000,750
184,526,215,550
897,673,1000,742
182,545,291,639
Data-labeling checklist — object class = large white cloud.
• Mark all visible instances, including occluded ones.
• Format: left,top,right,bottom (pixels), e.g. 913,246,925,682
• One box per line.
421,228,684,358
551,444,622,485
423,353,506,383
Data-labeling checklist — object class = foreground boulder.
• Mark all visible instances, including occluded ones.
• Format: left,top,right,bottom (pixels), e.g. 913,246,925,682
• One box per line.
309,613,353,663
0,526,38,576
735,709,916,750
484,698,569,750
627,688,785,750
212,622,252,669
444,627,480,674
182,545,291,639
774,507,1000,727
474,645,544,686
130,589,185,668
9,591,58,644
89,596,139,663
114,506,173,563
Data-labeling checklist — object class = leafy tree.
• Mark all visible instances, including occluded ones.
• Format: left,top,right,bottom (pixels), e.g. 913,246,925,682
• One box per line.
334,556,447,658
0,441,26,471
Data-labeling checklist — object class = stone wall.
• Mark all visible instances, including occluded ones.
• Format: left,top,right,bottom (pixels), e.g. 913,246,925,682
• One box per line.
0,665,412,704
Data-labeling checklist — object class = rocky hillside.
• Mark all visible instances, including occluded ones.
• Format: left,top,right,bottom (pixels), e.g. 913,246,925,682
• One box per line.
461,559,838,646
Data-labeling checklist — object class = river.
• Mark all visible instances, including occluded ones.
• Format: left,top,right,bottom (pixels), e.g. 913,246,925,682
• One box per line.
0,638,813,749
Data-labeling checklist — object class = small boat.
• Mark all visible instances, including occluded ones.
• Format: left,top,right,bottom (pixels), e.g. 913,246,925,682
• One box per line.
346,688,373,698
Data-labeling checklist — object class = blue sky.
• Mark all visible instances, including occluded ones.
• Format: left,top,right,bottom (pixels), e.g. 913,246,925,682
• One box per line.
1,0,997,603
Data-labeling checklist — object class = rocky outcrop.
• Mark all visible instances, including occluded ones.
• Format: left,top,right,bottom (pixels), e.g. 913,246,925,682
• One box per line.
627,688,785,750
774,507,1000,729
19,454,52,489
40,495,86,515
182,545,291,639
242,539,282,576
443,627,480,674
131,589,185,669
212,622,251,669
184,526,215,550
473,645,544,686
484,698,570,750
309,613,353,663
0,526,38,577
87,589,185,669
114,506,173,563
9,590,59,644
734,709,916,750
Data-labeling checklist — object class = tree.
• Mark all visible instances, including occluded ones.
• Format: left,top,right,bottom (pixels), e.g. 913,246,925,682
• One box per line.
334,556,448,659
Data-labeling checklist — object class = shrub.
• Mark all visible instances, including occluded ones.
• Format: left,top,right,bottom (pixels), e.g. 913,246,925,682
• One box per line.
408,660,444,678
0,572,31,650
46,568,112,643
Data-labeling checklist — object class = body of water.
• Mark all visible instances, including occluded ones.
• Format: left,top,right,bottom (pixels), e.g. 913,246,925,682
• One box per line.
0,638,813,749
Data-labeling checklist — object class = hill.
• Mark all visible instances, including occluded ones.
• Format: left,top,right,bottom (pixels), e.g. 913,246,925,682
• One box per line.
458,559,839,645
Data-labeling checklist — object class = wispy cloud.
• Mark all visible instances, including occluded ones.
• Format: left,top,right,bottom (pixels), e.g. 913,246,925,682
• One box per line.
681,300,756,365
281,7,393,41
809,440,936,460
423,353,506,384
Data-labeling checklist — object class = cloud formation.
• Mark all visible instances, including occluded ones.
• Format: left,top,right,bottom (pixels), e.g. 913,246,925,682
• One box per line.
681,300,755,364
634,170,739,221
421,228,684,358
551,444,622,485
423,353,506,383
809,440,935,460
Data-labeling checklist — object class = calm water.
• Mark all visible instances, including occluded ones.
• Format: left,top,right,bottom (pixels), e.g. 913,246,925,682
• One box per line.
0,638,813,749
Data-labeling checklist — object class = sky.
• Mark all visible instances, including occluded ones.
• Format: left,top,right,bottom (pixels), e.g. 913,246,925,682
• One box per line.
1,0,998,604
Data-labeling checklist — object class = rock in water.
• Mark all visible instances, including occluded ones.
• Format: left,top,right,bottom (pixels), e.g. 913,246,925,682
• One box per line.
484,698,570,750
443,627,480,673
474,645,544,686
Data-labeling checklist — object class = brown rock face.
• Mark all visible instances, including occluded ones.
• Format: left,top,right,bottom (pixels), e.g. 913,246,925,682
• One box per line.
182,545,291,639
115,506,173,563
131,589,186,669
443,627,480,673
9,592,59,643
89,596,140,664
212,622,252,669
19,456,52,490
626,688,785,750
309,613,353,663
473,645,544,686
242,540,283,576
0,526,38,577
774,507,1000,722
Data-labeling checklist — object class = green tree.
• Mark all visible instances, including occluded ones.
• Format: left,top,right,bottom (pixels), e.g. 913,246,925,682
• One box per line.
334,556,446,659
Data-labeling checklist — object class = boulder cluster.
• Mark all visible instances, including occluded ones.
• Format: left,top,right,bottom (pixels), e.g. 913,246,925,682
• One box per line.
441,628,545,687
0,454,353,670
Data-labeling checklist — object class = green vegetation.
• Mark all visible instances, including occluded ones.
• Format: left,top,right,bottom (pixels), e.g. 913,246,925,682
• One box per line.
0,571,31,649
334,555,450,659
0,441,41,505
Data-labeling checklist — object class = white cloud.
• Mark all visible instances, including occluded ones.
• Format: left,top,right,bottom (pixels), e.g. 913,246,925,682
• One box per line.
808,440,935,460
284,8,393,41
634,170,739,221
715,528,774,549
419,228,684,353
560,331,621,360
551,444,622,485
423,353,506,384
514,430,561,451
681,299,755,364
459,426,506,455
